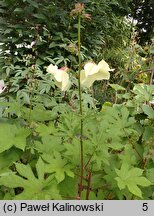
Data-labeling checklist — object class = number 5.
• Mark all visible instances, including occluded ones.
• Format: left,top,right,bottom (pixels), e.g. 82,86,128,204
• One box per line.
142,203,148,211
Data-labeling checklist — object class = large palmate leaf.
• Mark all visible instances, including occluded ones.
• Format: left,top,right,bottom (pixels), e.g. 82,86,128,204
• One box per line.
0,158,61,200
0,148,21,175
42,152,74,183
0,123,31,152
143,126,154,141
0,124,15,153
13,127,31,150
100,106,137,148
22,106,57,122
34,135,64,155
142,105,154,119
35,122,57,136
115,163,152,198
58,176,78,198
146,168,154,183
63,138,80,166
133,84,154,102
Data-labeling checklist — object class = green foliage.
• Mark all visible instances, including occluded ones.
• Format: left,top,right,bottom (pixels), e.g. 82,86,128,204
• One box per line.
0,83,153,199
0,0,131,81
0,121,31,152
130,0,154,44
0,158,61,199
0,0,153,200
115,163,151,198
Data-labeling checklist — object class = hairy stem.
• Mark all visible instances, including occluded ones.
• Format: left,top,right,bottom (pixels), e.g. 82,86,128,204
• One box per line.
77,13,84,199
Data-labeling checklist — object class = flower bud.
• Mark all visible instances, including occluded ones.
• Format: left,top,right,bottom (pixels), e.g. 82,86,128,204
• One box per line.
83,13,92,20
70,3,84,17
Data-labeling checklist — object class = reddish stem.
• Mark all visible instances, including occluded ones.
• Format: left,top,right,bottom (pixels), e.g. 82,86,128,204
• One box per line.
62,196,80,200
86,171,92,200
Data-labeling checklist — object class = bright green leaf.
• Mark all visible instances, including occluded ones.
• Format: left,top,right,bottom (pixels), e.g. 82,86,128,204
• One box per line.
142,105,154,119
109,84,126,91
43,152,74,183
36,157,45,182
14,128,31,150
0,124,15,153
15,163,36,181
0,158,61,199
143,126,154,141
115,164,152,198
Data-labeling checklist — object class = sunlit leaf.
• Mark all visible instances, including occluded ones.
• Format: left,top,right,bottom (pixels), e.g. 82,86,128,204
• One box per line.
115,163,152,198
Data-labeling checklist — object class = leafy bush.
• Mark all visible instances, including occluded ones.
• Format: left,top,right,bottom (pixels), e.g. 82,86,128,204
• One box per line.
0,1,153,200
0,82,154,199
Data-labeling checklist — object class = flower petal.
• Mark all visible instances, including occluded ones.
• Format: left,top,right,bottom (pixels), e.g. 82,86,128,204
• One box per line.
47,64,71,91
54,70,70,91
61,71,70,91
94,70,110,80
0,80,6,94
98,59,110,70
54,70,64,82
81,59,112,88
47,64,58,74
84,62,98,76
80,70,95,88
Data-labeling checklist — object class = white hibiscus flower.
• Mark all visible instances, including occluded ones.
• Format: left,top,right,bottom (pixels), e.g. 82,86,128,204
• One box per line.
80,59,114,88
47,64,71,91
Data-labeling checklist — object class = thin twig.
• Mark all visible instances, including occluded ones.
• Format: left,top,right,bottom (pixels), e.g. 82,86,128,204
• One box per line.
135,68,154,76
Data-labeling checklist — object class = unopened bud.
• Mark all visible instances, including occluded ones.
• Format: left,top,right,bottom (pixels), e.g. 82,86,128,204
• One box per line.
75,3,84,12
83,13,92,20
66,42,78,55
70,3,85,17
